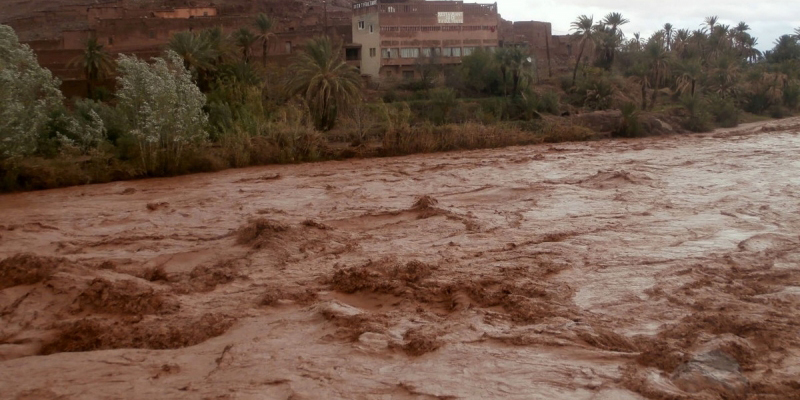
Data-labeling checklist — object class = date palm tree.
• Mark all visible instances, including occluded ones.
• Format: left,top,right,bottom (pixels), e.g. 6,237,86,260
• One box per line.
69,37,114,99
571,14,595,85
645,37,670,109
254,13,276,67
233,27,257,63
168,30,217,90
286,36,362,131
663,23,674,51
598,12,629,68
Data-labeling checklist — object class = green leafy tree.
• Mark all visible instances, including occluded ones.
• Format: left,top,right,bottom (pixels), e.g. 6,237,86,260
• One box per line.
254,13,276,67
460,48,500,95
115,51,208,174
68,37,114,99
285,36,362,131
0,24,64,159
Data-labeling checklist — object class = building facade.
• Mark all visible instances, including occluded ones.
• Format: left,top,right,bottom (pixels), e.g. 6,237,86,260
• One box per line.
351,0,500,79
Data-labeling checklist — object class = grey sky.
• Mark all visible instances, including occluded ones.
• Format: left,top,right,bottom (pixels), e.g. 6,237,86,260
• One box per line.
494,0,800,51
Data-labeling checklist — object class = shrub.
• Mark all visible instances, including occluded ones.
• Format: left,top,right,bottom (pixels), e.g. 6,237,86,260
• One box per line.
115,51,208,175
680,95,713,132
615,102,643,137
572,68,615,110
427,87,458,125
538,91,561,114
707,95,739,128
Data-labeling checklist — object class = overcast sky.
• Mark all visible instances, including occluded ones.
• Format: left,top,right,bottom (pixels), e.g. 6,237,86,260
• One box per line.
494,0,800,51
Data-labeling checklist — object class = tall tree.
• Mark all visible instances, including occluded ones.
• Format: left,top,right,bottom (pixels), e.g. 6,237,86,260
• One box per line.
645,37,670,109
598,12,629,69
254,13,275,67
663,23,674,51
69,37,114,99
168,31,217,90
285,36,362,131
233,27,257,63
571,14,595,85
704,16,719,32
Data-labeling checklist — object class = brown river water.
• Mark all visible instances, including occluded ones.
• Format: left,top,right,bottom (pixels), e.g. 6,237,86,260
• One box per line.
1,118,800,399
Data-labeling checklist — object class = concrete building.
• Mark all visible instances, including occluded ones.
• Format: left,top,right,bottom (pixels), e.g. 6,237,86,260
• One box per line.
351,0,500,79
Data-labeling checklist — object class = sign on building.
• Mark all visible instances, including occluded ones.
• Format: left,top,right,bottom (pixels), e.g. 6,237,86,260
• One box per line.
437,12,463,24
353,0,377,9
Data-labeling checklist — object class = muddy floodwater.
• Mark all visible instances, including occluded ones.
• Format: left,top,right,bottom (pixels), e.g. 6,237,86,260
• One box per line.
2,118,800,400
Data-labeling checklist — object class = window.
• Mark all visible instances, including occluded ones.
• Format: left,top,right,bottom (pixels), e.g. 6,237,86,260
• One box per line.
369,24,374,33
107,36,113,45
403,71,414,79
381,48,399,58
285,41,292,54
400,48,419,58
346,48,360,61
442,47,461,57
369,48,376,57
463,47,477,56
358,20,365,30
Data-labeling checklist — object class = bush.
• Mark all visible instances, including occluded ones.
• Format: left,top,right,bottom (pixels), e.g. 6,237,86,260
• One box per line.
115,51,208,175
707,95,739,128
680,95,713,132
572,68,615,110
427,87,458,125
538,91,561,114
615,102,643,137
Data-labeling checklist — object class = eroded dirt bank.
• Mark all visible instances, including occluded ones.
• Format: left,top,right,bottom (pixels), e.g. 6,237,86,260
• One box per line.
2,118,800,400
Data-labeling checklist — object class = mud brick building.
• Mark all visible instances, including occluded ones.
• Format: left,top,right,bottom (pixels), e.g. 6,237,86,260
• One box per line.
2,0,575,95
498,20,574,78
351,0,500,79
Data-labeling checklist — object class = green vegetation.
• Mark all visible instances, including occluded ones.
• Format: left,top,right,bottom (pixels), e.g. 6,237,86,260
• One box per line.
2,12,800,192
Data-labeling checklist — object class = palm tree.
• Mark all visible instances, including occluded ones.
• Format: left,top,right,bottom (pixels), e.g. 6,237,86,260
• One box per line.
254,13,276,67
645,37,670,109
505,47,532,97
598,12,629,69
676,57,703,96
285,36,363,131
663,23,674,51
494,47,530,97
704,16,719,32
571,15,595,85
233,27,257,63
168,31,218,90
673,29,690,59
69,37,114,99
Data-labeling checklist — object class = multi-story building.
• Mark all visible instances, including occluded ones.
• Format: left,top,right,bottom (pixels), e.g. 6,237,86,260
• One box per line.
351,0,500,79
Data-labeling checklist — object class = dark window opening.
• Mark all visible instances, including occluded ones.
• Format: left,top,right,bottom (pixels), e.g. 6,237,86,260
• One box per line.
346,48,360,61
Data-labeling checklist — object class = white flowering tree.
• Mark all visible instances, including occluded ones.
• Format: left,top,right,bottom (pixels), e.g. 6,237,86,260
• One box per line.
0,24,64,160
116,51,208,174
